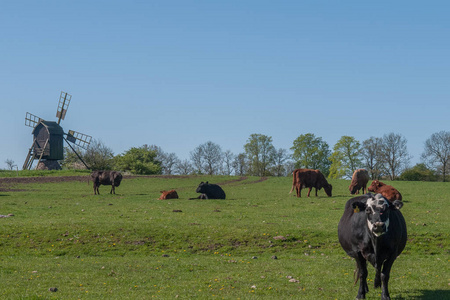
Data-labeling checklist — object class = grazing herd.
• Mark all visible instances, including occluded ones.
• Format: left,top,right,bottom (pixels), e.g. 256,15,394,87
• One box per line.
88,168,406,299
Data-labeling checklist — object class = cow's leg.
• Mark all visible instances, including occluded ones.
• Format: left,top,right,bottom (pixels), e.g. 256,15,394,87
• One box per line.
315,188,318,197
307,187,312,197
296,185,301,197
94,183,99,195
380,258,395,300
355,253,369,299
110,185,115,194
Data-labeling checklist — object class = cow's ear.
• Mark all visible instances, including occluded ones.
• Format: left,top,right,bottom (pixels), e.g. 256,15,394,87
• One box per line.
390,200,403,210
206,181,209,184
352,202,366,213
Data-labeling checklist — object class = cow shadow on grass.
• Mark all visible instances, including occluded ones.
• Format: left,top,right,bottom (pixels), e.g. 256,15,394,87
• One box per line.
397,289,450,299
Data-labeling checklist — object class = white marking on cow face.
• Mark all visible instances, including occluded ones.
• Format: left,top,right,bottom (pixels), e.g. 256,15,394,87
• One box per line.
366,194,390,237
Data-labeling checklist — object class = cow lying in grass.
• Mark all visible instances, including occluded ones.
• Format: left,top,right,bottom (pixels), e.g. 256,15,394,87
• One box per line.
368,180,402,202
190,182,226,199
159,190,179,200
90,170,123,195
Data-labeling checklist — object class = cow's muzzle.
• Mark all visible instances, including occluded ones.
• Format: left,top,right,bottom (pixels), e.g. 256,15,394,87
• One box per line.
372,221,387,236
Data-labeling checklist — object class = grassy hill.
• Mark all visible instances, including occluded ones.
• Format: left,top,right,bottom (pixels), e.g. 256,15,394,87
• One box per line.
0,173,448,299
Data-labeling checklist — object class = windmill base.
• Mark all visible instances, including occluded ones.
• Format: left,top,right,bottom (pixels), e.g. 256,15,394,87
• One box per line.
36,160,62,170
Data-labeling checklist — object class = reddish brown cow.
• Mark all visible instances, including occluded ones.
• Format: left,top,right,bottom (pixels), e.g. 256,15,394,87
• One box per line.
349,169,370,195
289,168,332,197
158,190,179,200
367,180,402,202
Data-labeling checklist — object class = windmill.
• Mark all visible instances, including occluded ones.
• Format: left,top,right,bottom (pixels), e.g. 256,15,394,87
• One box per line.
23,91,92,170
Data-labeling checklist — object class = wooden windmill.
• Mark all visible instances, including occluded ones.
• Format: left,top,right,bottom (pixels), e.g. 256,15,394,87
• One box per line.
23,91,92,170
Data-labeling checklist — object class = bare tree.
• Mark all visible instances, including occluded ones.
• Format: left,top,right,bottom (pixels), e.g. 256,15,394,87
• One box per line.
175,159,194,175
148,145,180,175
421,131,450,182
5,159,16,170
221,150,235,175
380,133,411,180
190,141,223,175
361,137,383,179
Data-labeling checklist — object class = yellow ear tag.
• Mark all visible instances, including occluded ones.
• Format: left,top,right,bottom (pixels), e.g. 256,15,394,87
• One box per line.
353,207,360,213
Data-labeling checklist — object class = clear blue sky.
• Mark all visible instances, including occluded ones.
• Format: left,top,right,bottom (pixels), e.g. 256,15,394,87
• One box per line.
1,1,448,170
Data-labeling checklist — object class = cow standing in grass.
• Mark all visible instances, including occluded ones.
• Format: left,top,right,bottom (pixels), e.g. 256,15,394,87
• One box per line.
349,169,370,195
289,168,332,197
338,193,407,300
90,170,123,195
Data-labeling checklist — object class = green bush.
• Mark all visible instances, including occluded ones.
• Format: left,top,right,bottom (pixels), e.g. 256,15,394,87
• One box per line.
400,163,437,181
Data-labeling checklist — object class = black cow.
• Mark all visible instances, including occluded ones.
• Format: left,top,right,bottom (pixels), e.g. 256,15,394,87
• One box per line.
90,170,123,195
338,193,407,300
191,181,226,199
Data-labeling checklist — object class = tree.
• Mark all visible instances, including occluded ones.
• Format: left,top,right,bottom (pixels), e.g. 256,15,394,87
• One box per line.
244,134,276,176
379,133,411,180
361,137,383,179
329,136,362,179
175,159,194,175
5,159,16,171
421,131,450,182
291,133,331,175
147,145,180,175
114,145,162,175
232,153,248,176
328,151,346,179
272,148,290,176
400,163,437,181
190,141,223,175
221,150,235,176
63,139,114,170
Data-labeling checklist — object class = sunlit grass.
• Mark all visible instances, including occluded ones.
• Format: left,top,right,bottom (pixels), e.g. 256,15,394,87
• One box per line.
0,174,448,299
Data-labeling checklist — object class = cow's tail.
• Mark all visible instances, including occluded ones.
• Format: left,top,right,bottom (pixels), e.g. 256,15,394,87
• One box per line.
353,263,360,285
289,184,295,194
289,173,296,194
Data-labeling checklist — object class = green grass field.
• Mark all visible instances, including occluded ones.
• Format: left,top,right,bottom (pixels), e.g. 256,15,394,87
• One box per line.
0,173,448,299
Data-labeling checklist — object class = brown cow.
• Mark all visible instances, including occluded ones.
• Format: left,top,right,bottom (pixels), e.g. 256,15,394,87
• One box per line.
367,180,402,202
90,170,123,195
289,168,332,197
158,190,179,200
349,169,370,195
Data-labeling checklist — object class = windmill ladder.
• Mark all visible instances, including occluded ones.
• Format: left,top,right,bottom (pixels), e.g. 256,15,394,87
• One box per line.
35,139,49,170
23,137,37,170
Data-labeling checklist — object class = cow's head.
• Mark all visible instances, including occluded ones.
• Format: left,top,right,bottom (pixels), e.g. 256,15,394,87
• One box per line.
324,183,332,197
196,181,209,193
352,194,403,237
349,184,359,195
367,180,383,192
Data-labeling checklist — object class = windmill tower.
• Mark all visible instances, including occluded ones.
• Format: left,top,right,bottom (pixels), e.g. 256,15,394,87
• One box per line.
23,91,92,170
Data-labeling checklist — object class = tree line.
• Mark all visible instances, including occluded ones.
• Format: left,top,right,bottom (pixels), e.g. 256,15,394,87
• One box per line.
59,131,450,181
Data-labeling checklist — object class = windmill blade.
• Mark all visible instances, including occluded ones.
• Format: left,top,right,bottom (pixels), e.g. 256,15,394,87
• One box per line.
25,112,43,128
66,130,92,149
56,91,72,124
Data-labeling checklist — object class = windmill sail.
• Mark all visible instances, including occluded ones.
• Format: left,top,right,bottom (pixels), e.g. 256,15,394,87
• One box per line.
25,112,43,128
56,91,71,124
66,130,92,149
